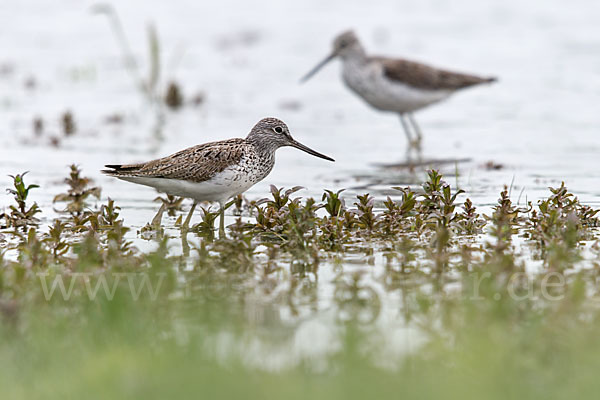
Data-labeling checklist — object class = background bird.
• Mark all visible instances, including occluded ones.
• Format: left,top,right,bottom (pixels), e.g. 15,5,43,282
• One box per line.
301,30,497,151
102,118,334,236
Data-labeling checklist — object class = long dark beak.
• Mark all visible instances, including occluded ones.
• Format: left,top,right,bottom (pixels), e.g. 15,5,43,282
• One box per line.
289,139,335,162
299,53,336,83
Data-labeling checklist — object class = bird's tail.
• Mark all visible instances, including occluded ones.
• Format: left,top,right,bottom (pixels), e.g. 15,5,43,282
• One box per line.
101,164,144,176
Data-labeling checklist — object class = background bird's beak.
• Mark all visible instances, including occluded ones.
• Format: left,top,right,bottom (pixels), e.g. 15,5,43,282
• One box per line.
289,139,335,162
299,52,336,83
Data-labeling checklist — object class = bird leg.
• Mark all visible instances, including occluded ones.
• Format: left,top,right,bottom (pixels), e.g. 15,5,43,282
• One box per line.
181,201,198,233
400,114,421,153
218,201,226,238
399,113,413,145
151,202,167,228
400,113,422,152
407,113,423,149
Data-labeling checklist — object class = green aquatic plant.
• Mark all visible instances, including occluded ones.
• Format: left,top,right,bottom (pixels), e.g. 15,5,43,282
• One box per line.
318,189,350,249
455,198,486,235
527,182,599,247
354,194,377,233
267,185,303,211
322,189,345,217
318,212,349,250
487,187,523,252
43,220,69,260
524,182,598,268
15,227,49,271
3,172,41,231
283,197,321,269
192,207,220,239
53,164,101,226
420,169,465,229
252,186,305,240
380,188,417,237
99,199,132,255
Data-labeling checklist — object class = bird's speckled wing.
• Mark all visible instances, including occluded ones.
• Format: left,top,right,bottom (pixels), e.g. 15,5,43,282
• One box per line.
373,57,496,91
102,138,248,183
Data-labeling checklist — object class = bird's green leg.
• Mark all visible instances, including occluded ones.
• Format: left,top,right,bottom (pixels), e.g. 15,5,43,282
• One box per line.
407,113,423,150
182,201,198,233
218,202,225,238
151,202,167,228
399,113,413,147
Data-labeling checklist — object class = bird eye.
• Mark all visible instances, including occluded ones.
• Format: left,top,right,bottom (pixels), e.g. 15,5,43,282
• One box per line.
274,126,283,134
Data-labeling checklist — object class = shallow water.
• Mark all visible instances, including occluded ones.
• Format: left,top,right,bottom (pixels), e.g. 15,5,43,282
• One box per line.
1,0,600,368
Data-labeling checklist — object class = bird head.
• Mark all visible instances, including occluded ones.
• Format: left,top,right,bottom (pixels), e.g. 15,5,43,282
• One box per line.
300,30,363,83
247,118,334,162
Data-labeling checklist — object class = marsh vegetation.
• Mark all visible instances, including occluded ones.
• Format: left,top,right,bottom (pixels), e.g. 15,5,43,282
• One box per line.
2,167,600,398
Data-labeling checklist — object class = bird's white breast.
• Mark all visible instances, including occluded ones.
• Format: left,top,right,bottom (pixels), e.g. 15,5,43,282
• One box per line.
341,60,452,113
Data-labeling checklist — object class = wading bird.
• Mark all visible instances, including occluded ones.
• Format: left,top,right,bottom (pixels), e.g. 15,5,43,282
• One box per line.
103,118,334,236
301,30,496,150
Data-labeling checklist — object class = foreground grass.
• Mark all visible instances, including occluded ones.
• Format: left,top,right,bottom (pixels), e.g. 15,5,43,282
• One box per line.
3,279,600,400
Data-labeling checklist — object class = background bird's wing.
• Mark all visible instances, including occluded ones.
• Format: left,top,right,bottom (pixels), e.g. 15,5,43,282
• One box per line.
374,57,496,90
102,138,247,183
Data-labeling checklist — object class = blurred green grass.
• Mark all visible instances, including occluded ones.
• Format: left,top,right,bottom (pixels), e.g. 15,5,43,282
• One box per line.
2,268,600,400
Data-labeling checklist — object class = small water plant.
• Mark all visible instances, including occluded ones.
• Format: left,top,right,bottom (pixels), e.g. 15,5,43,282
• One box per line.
54,165,101,215
2,172,41,231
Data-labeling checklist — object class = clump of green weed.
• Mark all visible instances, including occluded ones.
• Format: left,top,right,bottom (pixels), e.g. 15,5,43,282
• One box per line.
420,169,465,230
525,182,598,269
319,189,351,248
193,207,220,239
53,164,101,228
455,198,486,235
2,172,41,231
379,188,417,237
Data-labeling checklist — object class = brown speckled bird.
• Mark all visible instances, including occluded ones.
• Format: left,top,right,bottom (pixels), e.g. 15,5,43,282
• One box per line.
301,30,497,150
103,118,334,235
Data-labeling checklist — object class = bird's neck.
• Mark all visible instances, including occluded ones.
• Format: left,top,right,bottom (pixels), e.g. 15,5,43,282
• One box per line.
247,135,280,157
340,45,367,64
